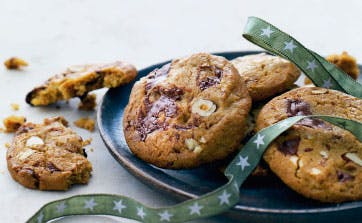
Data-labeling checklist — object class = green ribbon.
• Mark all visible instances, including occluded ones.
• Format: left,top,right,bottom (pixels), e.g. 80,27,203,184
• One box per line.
27,116,362,223
28,17,362,223
243,16,362,99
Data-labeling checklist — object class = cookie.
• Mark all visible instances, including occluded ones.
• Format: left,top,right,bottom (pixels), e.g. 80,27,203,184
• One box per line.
26,61,137,106
304,51,360,84
231,53,301,101
256,87,362,202
123,53,252,169
7,116,92,190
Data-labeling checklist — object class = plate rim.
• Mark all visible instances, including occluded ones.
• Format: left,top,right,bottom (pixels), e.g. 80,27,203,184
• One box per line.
97,50,362,216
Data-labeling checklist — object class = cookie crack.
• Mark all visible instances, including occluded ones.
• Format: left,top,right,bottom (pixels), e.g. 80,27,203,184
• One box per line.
294,156,302,179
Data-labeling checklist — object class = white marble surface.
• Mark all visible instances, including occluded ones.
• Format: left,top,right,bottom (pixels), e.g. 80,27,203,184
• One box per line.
1,0,361,222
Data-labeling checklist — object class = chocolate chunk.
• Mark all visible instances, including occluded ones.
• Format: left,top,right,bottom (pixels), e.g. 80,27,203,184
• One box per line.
136,86,184,141
297,117,331,130
286,99,331,129
146,63,171,90
198,77,221,91
82,148,88,158
16,125,34,134
278,137,300,155
304,148,313,152
286,99,312,116
47,162,60,172
159,86,184,100
337,170,354,182
196,66,223,91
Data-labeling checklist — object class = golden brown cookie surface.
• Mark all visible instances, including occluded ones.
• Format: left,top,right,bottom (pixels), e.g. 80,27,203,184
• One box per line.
6,116,92,190
256,87,362,202
26,61,137,106
123,53,252,169
231,53,301,101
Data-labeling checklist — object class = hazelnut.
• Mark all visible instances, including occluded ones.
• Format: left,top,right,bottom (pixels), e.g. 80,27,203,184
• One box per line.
191,99,216,117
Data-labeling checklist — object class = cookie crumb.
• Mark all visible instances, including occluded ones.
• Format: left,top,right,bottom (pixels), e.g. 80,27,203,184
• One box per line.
3,115,26,133
78,94,97,111
10,103,20,111
4,57,28,70
5,142,10,148
83,138,92,147
74,117,95,132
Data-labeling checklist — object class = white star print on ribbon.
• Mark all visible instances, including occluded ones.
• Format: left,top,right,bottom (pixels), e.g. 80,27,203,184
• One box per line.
159,210,173,221
113,200,126,213
322,78,333,88
55,202,67,213
236,155,250,171
218,190,231,205
306,60,318,72
260,26,274,38
253,134,265,149
283,40,297,53
83,198,97,211
189,202,203,216
137,207,146,219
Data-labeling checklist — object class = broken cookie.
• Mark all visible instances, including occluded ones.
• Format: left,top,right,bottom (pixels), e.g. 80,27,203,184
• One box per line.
6,116,92,190
26,61,137,106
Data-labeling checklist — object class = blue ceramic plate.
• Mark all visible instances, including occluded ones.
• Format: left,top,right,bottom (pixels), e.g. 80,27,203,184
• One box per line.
98,51,362,223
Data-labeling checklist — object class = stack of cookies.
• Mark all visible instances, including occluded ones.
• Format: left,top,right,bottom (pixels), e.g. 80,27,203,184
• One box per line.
123,52,362,203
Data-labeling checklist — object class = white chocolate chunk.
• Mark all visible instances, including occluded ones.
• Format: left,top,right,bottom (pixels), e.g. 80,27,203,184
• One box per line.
17,149,35,160
310,168,321,175
191,99,216,117
289,156,298,166
320,151,328,159
26,136,44,147
345,153,362,167
185,138,203,153
199,137,206,143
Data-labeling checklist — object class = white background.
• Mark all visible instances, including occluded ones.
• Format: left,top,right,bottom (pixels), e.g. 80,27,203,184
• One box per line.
1,0,361,222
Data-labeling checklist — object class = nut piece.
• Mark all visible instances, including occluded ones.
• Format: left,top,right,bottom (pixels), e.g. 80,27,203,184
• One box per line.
17,149,35,160
185,138,203,153
320,151,329,159
26,136,44,147
4,57,28,70
310,168,321,175
311,89,328,95
345,153,362,167
191,99,216,117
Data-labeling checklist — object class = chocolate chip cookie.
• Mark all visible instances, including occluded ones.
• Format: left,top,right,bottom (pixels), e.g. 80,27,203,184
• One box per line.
26,61,137,106
231,53,301,101
123,53,252,169
7,117,92,190
256,87,362,202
